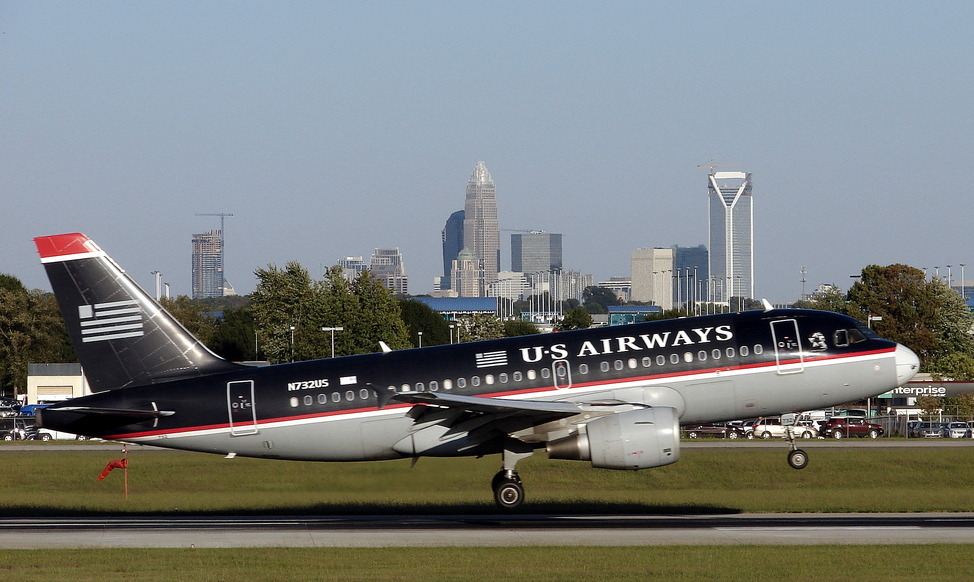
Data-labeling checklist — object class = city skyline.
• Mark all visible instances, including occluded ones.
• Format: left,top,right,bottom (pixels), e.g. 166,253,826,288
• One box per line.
3,4,972,303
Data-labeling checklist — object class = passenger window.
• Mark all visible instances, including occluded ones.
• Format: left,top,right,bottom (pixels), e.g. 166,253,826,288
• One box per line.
289,397,299,408
415,382,425,392
614,360,624,371
712,349,722,360
754,344,763,355
726,347,736,358
683,352,693,363
332,392,341,403
318,394,328,405
485,374,495,385
471,376,481,387
740,346,749,357
527,370,537,380
540,368,550,379
670,354,680,364
304,395,313,406
578,364,589,374
628,358,637,369
345,390,354,401
499,373,508,383
443,379,453,390
430,381,439,392
457,378,467,388
642,357,652,367
601,361,610,372
834,329,850,347
360,389,369,400
513,371,523,382
656,355,666,366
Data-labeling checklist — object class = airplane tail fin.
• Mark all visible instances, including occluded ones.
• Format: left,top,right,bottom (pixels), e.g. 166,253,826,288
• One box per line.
34,233,244,391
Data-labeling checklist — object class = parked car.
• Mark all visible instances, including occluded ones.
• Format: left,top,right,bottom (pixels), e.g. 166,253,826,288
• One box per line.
0,398,21,418
820,417,884,439
748,417,818,439
942,422,971,438
682,423,745,439
910,421,944,438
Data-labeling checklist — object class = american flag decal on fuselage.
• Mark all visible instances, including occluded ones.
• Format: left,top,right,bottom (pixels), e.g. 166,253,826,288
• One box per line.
78,300,144,343
476,350,507,368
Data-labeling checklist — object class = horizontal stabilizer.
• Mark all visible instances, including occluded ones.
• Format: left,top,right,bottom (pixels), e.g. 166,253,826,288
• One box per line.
36,406,174,433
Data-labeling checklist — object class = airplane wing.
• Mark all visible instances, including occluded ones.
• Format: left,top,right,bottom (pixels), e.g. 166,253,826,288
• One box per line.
393,392,581,417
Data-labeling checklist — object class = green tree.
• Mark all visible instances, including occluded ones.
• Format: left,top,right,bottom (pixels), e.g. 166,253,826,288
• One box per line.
0,284,73,398
503,320,541,338
848,264,974,368
456,313,504,342
209,306,257,361
555,307,593,331
582,286,620,314
793,284,849,314
250,262,318,363
347,269,411,353
399,299,451,346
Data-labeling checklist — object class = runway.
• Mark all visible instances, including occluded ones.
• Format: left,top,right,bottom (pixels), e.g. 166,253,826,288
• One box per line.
4,513,974,548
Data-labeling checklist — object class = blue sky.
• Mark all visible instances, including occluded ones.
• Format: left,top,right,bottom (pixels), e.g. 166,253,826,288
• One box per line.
3,2,972,302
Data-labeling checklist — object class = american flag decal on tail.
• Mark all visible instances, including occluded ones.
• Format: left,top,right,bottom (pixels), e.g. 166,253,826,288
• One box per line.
78,300,144,343
475,350,507,368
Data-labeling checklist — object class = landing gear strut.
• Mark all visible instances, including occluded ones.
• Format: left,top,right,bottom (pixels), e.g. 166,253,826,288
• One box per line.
784,427,808,470
491,444,534,509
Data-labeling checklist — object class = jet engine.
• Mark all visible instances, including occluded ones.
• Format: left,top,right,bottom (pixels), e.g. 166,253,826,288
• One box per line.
546,407,680,470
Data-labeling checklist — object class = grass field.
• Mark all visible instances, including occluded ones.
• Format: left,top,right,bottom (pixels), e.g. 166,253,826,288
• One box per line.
3,445,974,580
3,545,974,581
1,445,974,514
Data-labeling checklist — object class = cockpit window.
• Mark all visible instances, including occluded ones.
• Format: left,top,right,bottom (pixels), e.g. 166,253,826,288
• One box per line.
834,326,874,346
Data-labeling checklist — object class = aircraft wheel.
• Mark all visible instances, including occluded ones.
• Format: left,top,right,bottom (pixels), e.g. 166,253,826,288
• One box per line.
493,478,525,510
787,449,809,470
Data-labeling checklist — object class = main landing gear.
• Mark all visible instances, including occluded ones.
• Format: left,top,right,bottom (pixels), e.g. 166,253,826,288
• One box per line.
784,427,809,470
492,445,534,509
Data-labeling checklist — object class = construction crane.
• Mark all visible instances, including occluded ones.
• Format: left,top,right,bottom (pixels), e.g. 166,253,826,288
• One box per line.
195,213,234,295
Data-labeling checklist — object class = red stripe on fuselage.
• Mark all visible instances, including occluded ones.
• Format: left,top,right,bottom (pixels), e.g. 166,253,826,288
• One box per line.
105,346,896,440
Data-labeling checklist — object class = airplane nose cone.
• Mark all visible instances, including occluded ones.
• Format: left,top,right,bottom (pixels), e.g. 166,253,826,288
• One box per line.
895,344,920,385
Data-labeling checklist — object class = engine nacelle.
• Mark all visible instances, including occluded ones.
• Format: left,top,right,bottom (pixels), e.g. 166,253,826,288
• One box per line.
546,407,680,470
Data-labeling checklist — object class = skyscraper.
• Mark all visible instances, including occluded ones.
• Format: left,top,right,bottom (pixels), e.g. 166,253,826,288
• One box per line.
192,230,224,299
370,248,408,294
463,162,499,295
441,209,465,290
673,245,709,309
630,247,674,309
708,171,753,303
511,231,562,273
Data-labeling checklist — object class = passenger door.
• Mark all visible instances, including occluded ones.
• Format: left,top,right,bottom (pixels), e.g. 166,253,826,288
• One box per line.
770,319,804,375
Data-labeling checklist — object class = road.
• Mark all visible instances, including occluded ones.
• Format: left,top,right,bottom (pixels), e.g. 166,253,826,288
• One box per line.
3,513,974,548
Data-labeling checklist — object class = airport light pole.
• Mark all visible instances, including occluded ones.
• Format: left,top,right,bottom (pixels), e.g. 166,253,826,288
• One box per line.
418,331,423,348
289,326,296,362
321,327,344,358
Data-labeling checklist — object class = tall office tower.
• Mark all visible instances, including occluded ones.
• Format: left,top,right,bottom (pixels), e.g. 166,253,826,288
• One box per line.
463,162,500,295
630,247,674,309
708,171,754,302
673,245,709,309
370,248,408,294
451,247,484,297
511,231,563,273
441,209,465,290
192,230,224,299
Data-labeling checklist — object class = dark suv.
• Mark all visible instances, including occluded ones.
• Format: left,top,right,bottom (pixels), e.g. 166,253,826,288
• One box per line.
821,417,884,439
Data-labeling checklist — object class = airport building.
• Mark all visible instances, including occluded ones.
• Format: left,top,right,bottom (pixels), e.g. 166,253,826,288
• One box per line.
707,170,754,302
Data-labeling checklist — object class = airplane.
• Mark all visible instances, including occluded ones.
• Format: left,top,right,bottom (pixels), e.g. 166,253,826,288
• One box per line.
33,232,920,508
